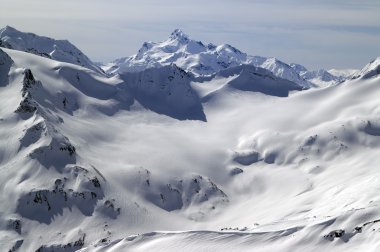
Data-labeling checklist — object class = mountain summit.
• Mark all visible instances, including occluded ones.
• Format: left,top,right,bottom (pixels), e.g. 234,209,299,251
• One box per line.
169,29,190,42
104,29,316,88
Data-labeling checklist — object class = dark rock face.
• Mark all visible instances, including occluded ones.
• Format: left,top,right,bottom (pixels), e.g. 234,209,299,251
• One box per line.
15,69,41,114
26,48,51,58
8,240,24,252
59,144,76,156
0,39,12,48
229,167,243,176
7,219,22,234
233,151,260,166
22,68,40,96
0,48,13,86
15,94,37,113
35,234,86,252
325,229,345,240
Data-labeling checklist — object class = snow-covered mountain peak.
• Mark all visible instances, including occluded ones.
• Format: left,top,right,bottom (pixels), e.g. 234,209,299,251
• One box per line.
0,26,104,74
289,62,348,87
104,30,314,88
328,68,358,79
169,29,190,43
1,25,17,33
353,56,380,80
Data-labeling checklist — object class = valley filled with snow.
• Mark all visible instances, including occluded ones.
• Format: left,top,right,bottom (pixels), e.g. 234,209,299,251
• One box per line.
1,27,380,252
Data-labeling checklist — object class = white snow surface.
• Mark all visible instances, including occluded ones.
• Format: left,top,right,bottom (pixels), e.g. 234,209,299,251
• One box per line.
328,69,358,79
352,57,380,80
0,26,104,75
1,38,380,252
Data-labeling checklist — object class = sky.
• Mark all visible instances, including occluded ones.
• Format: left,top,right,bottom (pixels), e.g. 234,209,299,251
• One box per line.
0,0,379,70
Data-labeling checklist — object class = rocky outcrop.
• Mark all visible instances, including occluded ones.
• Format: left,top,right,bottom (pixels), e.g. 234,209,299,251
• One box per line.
135,169,228,216
0,48,13,86
15,69,41,114
17,167,105,224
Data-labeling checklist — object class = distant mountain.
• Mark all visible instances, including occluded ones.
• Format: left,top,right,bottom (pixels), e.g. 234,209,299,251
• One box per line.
352,57,380,80
0,26,104,74
290,63,350,87
328,68,358,79
105,29,313,88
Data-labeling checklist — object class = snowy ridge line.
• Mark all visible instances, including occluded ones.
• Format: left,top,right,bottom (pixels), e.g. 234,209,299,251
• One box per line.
78,210,380,252
0,26,104,75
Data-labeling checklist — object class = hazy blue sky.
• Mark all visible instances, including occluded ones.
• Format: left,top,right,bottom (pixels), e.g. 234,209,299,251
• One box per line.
1,0,379,69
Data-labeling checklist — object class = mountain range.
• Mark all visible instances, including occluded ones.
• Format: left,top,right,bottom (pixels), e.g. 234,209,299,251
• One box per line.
1,26,380,252
102,29,358,88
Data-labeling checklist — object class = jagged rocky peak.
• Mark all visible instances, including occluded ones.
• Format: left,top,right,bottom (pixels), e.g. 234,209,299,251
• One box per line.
353,57,380,80
15,69,42,114
169,29,190,43
22,69,37,92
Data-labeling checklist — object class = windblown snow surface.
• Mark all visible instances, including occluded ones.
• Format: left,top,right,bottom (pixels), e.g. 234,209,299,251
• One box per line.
1,30,380,252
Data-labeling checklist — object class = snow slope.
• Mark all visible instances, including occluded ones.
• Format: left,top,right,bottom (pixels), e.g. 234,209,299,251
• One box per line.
328,69,358,79
0,26,104,74
352,57,380,80
119,64,206,121
200,64,303,99
82,57,380,251
2,35,380,252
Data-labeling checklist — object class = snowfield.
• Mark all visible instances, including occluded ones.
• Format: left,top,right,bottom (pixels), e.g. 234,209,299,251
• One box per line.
0,28,380,252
